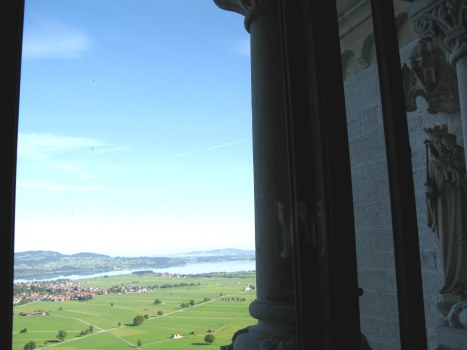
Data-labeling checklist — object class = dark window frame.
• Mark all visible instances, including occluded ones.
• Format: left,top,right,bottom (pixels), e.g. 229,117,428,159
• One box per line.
279,0,361,348
1,1,24,349
370,1,427,348
280,0,427,348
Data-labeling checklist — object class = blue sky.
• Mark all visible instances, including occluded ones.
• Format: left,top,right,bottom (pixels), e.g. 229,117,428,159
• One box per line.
15,0,254,257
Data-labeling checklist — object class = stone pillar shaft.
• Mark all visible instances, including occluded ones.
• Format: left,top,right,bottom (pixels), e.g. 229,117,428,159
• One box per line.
214,1,296,349
250,4,295,305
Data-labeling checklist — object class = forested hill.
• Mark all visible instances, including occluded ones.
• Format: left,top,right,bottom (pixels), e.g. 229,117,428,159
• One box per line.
14,249,255,280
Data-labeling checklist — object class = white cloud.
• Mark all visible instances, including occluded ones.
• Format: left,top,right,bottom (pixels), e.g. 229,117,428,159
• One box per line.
22,15,92,60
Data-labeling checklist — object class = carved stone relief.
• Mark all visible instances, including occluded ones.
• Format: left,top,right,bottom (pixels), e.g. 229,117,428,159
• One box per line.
424,124,467,297
402,39,460,113
410,0,467,65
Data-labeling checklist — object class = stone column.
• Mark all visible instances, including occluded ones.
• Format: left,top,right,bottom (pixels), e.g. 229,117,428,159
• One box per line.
214,1,296,349
409,0,467,168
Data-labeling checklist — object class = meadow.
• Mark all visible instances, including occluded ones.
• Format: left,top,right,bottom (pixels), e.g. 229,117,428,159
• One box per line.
12,272,257,350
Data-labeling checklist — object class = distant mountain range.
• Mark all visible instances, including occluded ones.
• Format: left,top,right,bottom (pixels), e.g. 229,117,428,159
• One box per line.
15,248,254,261
15,250,111,262
13,248,255,280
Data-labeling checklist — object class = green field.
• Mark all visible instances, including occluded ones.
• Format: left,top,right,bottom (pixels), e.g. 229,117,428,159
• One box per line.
13,273,257,350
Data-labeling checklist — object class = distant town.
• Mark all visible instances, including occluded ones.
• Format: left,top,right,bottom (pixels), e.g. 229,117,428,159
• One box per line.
13,271,255,306
14,272,193,305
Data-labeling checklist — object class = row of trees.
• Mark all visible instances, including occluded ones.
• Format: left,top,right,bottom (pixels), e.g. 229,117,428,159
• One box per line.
78,325,94,336
23,326,95,350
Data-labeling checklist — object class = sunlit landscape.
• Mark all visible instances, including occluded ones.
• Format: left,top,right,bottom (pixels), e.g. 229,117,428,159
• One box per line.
13,272,257,350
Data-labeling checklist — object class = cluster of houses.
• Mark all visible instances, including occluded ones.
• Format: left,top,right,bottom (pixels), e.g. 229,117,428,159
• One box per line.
13,279,255,306
13,278,168,305
13,280,109,305
18,310,47,316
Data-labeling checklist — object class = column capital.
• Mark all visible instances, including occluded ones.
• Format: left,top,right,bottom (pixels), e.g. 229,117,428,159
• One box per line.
213,0,277,32
409,0,467,64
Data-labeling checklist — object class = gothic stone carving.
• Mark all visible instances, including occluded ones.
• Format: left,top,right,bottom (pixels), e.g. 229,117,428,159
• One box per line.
410,0,467,64
402,39,460,113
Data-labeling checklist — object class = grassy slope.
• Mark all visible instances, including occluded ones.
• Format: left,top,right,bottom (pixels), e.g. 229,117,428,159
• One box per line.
13,273,256,350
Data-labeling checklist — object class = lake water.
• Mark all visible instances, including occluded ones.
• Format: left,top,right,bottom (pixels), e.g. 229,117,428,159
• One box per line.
14,259,256,283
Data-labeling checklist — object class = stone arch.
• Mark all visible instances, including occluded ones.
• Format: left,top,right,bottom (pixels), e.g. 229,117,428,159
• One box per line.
359,33,375,68
395,12,415,48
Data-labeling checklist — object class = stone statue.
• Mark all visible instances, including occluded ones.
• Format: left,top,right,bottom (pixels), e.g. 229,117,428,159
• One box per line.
425,124,467,296
446,301,467,328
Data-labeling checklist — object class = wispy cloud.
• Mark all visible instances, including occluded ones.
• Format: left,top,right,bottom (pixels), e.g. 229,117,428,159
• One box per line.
18,132,113,159
152,138,252,165
17,132,126,179
22,15,92,60
17,181,108,192
225,38,250,58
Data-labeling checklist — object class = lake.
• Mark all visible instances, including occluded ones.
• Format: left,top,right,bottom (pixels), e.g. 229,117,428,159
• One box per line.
14,259,256,283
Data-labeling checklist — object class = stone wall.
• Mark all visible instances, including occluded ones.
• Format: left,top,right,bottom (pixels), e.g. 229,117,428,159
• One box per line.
345,64,401,350
344,40,462,349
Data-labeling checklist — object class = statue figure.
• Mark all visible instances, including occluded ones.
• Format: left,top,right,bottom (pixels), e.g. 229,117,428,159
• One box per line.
425,124,467,296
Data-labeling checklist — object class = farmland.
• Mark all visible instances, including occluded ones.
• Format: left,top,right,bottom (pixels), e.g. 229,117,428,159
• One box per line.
12,272,256,350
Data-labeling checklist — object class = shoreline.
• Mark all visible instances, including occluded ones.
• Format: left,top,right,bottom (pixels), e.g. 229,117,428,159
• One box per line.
14,259,256,283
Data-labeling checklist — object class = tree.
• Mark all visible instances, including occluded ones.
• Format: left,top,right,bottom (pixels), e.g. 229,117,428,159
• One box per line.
204,334,215,344
133,315,144,326
157,310,163,316
189,299,195,306
23,341,36,350
89,325,94,333
57,329,67,341
137,339,143,347
154,298,161,304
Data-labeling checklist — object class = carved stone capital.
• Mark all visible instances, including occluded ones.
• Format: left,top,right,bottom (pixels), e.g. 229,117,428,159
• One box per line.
409,0,467,64
213,0,277,31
